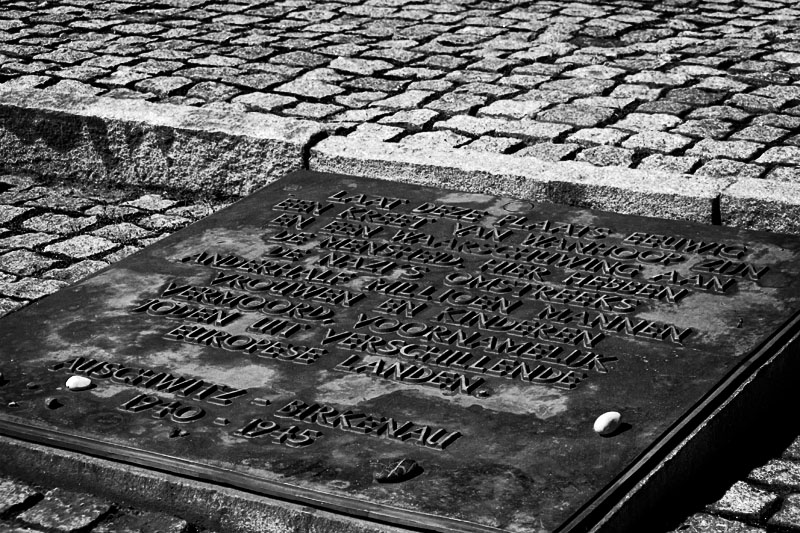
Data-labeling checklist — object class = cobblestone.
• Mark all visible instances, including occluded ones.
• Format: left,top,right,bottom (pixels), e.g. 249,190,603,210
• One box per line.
622,131,693,154
687,140,764,162
695,160,764,180
576,146,636,167
0,477,40,515
639,155,700,175
21,214,97,235
706,481,779,521
0,0,792,178
768,494,800,531
0,251,57,276
18,488,111,532
43,236,117,259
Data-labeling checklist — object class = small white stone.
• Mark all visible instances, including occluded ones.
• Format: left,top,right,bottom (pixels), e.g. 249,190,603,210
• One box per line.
593,411,621,436
65,375,92,391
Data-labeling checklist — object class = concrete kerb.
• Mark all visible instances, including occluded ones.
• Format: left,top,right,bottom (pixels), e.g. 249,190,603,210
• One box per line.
310,136,729,226
0,88,326,197
721,178,800,234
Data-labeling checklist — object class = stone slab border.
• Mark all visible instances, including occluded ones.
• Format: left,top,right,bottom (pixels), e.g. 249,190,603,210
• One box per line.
310,136,727,225
0,88,326,196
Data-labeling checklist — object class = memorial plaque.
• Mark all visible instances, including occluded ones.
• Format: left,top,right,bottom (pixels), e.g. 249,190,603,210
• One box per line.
2,170,800,532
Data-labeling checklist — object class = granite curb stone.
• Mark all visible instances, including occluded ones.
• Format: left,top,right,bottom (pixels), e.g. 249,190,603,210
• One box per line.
310,136,726,224
720,179,800,234
0,89,326,196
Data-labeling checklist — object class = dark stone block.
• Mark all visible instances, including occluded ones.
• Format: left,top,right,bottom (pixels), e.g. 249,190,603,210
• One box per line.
3,171,800,533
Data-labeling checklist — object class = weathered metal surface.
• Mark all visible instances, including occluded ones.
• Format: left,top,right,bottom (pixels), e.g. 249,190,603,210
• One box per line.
1,170,800,532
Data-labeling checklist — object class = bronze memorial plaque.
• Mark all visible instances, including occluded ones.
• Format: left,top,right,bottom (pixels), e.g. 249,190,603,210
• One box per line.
2,170,800,532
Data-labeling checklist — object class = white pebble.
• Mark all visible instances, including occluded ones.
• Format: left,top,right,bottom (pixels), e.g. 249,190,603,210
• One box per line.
65,376,92,391
593,411,621,436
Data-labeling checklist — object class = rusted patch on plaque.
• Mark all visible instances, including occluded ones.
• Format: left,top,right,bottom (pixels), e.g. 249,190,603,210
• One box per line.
2,171,800,532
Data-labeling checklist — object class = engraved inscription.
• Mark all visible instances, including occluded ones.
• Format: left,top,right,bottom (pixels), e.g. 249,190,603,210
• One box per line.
116,186,774,450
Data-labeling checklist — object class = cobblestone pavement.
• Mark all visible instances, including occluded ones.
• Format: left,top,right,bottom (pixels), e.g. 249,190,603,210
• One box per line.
0,173,230,322
1,0,800,181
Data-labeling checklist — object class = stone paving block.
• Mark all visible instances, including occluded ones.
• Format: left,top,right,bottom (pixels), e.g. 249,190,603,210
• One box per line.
134,76,193,97
621,131,693,154
0,233,59,251
706,481,779,520
21,214,96,235
493,120,572,142
347,123,404,143
166,203,225,221
753,114,800,130
0,88,324,196
0,297,27,319
370,90,435,110
400,131,470,150
609,84,662,101
231,93,296,113
0,175,36,190
83,205,141,219
137,214,191,232
0,250,57,276
463,136,521,154
567,128,630,147
613,113,682,132
668,513,766,533
0,206,32,224
434,115,506,136
638,155,700,174
104,246,143,264
22,190,98,212
43,235,116,259
329,57,392,76
767,167,800,183
335,92,389,109
731,125,788,144
94,510,189,533
538,77,614,96
515,143,579,162
0,278,68,300
284,103,343,119
0,477,41,516
311,136,724,224
785,437,800,461
757,146,800,166
576,146,636,167
729,94,788,113
695,160,764,180
91,223,153,243
768,493,800,530
18,488,111,532
722,180,800,233
43,260,109,284
687,140,764,161
536,105,616,128
672,119,734,140
425,92,487,116
378,109,440,131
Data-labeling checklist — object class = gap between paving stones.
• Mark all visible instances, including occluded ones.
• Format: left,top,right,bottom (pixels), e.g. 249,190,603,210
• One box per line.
1,87,792,234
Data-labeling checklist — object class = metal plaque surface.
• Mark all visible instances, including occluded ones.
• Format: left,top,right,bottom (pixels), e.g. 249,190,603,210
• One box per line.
2,171,800,532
